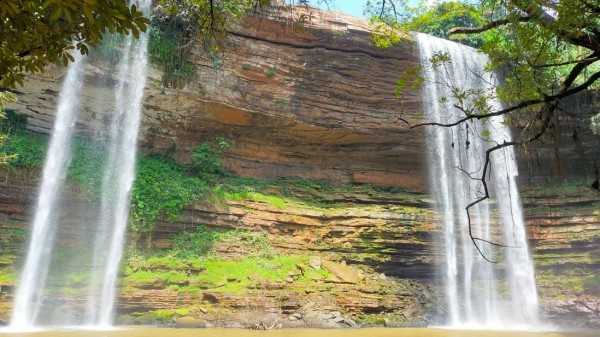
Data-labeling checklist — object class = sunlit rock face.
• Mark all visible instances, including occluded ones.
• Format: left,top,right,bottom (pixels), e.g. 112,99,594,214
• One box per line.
12,6,427,193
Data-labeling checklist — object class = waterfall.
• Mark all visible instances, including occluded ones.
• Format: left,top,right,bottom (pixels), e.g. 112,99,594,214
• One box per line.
86,0,150,325
415,33,539,328
10,52,86,328
10,0,150,328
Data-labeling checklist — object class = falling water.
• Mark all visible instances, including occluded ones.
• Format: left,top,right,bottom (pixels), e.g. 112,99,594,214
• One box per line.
86,0,150,325
415,33,539,328
10,53,86,328
11,0,150,328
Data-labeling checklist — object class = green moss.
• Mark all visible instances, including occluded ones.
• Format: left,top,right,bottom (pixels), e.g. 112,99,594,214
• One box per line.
194,256,309,293
536,269,592,299
0,270,15,285
122,250,333,294
123,270,190,288
266,66,277,78
583,275,600,293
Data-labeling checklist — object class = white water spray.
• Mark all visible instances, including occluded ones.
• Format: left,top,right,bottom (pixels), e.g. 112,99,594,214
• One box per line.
10,52,85,328
415,33,539,328
11,0,150,328
87,0,150,324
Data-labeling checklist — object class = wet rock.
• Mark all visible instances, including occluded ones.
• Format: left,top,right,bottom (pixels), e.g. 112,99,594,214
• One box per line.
321,260,360,284
308,257,321,270
174,316,207,328
302,302,316,311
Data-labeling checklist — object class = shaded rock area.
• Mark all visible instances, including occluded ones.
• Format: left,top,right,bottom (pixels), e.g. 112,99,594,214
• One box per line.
152,189,436,279
522,183,600,328
518,91,600,328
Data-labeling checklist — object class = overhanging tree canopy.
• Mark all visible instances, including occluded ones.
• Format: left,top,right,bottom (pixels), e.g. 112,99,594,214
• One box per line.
0,0,150,89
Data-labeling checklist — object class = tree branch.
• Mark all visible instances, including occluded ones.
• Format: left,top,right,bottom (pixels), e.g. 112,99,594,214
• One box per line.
514,1,600,51
410,65,600,129
582,0,600,14
532,56,600,69
465,141,518,263
446,15,532,36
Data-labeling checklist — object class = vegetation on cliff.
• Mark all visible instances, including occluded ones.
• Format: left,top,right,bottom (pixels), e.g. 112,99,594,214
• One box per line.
0,111,426,248
369,0,600,123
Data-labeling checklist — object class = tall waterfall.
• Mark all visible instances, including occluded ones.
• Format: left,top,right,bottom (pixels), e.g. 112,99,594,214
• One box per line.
10,0,150,328
10,52,86,328
86,0,150,325
415,33,539,328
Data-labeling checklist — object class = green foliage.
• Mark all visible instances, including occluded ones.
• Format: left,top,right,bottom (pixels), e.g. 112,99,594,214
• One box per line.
148,26,195,88
0,129,47,168
0,0,149,88
219,229,275,259
155,0,273,54
266,66,278,78
406,2,487,47
189,137,231,183
171,226,221,258
0,94,17,165
368,0,600,141
130,155,208,237
170,226,274,260
366,1,488,46
0,98,18,131
395,66,423,96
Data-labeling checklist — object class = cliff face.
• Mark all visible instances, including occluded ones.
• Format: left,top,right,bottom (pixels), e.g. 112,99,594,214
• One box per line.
2,5,600,328
11,7,426,192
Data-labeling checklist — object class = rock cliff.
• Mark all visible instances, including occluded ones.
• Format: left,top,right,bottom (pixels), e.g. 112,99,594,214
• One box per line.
10,6,426,192
1,4,599,328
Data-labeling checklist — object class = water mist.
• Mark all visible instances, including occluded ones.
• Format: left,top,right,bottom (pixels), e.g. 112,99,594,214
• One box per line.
416,33,539,329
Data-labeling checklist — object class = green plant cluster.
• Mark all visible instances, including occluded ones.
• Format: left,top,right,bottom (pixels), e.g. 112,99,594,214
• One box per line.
130,155,208,239
0,110,47,168
170,226,275,260
189,136,231,183
148,26,195,88
171,226,221,258
405,2,486,47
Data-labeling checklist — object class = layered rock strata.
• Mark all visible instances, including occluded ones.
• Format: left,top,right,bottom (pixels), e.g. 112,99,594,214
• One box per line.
9,6,426,192
1,4,599,328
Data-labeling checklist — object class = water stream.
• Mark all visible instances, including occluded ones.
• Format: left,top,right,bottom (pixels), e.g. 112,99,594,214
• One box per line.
10,0,150,328
416,33,539,328
86,0,150,325
10,53,86,328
